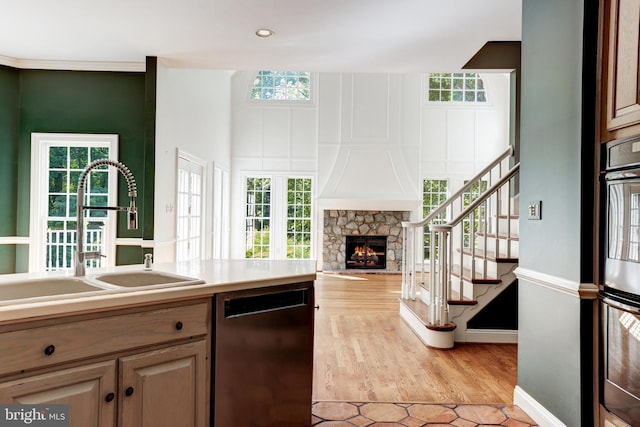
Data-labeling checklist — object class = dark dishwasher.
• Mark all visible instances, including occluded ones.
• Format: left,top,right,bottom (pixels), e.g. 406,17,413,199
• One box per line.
212,282,315,427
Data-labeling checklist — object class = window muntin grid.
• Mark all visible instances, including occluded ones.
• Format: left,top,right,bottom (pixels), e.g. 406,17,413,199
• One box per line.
176,158,203,262
462,180,489,249
427,73,487,103
423,179,449,259
286,178,312,259
245,177,271,258
250,71,311,101
46,145,110,270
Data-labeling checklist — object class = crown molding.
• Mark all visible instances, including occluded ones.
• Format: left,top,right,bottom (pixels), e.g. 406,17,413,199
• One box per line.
0,55,145,72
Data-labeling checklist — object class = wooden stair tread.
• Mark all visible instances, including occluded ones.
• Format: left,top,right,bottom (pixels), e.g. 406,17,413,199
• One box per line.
416,285,478,305
399,298,456,331
459,248,518,263
451,265,502,284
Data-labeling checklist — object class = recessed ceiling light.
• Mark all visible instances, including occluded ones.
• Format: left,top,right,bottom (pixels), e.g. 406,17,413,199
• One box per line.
255,29,274,38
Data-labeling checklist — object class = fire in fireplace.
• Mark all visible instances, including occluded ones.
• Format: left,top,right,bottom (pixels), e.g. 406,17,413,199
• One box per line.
345,235,387,269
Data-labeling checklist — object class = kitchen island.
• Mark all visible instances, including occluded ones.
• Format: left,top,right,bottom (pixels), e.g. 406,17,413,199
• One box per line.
0,259,317,427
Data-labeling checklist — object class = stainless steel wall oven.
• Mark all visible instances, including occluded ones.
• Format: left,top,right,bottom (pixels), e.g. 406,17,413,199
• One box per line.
602,138,640,425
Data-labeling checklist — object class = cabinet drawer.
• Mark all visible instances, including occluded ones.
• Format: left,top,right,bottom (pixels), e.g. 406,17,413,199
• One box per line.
0,301,209,377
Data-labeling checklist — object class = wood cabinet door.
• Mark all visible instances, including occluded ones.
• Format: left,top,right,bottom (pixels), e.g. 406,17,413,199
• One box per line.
0,360,117,427
118,340,208,427
604,0,640,138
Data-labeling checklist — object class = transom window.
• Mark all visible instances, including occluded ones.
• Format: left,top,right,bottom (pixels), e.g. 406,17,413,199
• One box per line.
250,71,311,101
427,73,487,103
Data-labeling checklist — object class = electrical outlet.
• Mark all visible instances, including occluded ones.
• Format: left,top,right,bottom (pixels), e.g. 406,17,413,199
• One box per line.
527,200,541,220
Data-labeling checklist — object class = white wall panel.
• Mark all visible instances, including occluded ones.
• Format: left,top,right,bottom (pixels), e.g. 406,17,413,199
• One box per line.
318,73,342,144
291,109,317,159
447,109,475,163
349,74,390,140
262,109,291,158
233,107,263,157
421,109,448,163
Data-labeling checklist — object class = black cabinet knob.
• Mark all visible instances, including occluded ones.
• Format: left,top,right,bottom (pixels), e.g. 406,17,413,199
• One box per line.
105,393,115,403
175,321,183,330
314,305,320,310
44,345,56,356
125,387,134,397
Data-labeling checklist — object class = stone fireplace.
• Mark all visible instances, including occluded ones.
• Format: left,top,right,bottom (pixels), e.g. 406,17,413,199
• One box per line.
322,210,410,272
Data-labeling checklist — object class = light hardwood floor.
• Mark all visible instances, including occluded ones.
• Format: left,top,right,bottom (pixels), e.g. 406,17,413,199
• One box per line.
312,272,518,403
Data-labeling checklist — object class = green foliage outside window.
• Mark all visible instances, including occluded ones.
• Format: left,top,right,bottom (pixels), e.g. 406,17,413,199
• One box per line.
427,73,487,103
245,177,271,258
251,71,311,101
286,178,312,259
423,179,448,259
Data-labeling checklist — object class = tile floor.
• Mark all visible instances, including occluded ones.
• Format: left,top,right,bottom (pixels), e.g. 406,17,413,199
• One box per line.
312,401,539,426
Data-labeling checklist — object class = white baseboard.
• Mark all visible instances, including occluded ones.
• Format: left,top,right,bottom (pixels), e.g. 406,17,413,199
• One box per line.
514,385,567,427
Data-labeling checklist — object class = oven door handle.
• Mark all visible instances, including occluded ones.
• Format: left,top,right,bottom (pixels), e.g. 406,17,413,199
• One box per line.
602,297,640,315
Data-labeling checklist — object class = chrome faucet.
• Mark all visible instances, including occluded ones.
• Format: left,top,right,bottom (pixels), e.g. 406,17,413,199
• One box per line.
75,159,138,277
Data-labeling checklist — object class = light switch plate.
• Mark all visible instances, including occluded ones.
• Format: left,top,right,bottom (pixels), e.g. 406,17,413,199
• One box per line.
527,200,541,220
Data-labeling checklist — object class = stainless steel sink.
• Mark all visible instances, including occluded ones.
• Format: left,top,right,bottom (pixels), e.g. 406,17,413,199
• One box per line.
0,277,106,302
93,271,204,288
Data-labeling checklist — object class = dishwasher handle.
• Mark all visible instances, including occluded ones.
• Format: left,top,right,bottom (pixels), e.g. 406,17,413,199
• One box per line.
223,288,311,318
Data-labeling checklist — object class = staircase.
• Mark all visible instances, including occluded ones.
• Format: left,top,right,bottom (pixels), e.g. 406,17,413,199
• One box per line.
400,147,520,348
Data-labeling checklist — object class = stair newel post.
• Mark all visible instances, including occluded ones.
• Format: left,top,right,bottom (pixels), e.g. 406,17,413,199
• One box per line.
496,187,502,259
418,224,425,295
482,199,488,280
429,228,437,308
470,210,477,284
401,223,416,300
401,225,408,299
431,224,451,326
457,218,464,297
506,178,512,259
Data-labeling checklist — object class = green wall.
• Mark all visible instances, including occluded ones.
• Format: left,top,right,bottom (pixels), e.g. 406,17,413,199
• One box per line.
519,0,597,425
0,60,156,272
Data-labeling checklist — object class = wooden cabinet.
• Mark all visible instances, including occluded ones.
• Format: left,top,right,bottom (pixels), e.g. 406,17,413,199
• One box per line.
0,361,117,427
0,299,210,427
601,0,640,141
119,340,208,427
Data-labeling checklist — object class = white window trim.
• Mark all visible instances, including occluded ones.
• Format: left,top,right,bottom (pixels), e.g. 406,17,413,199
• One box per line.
242,172,315,260
29,133,118,273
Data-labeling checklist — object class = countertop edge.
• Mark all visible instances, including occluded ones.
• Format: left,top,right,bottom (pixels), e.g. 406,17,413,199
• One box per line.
0,260,318,324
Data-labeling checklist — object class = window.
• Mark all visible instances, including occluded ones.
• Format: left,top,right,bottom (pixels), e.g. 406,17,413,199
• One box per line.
462,180,489,248
245,177,271,258
427,73,487,103
176,154,205,262
250,71,311,101
243,175,314,260
30,134,118,272
423,179,448,259
286,178,312,259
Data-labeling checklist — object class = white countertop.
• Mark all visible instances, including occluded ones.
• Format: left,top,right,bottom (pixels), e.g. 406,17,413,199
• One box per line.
0,259,317,324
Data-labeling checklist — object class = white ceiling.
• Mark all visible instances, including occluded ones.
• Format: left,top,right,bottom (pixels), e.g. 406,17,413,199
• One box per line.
0,0,521,73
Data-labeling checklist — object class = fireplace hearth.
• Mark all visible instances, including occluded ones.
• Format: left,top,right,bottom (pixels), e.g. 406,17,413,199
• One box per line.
345,235,387,270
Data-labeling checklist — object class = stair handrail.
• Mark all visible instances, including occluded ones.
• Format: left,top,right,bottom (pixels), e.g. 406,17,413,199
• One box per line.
401,145,514,301
427,162,519,326
402,145,514,229
447,163,520,227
